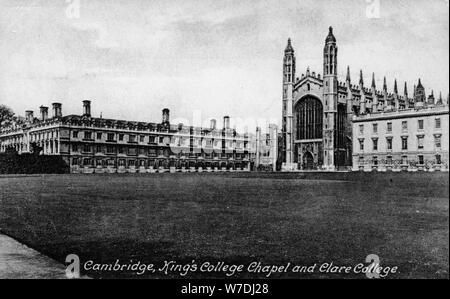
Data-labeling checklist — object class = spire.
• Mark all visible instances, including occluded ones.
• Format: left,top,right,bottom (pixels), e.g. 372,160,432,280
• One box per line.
285,38,294,54
404,82,408,96
394,79,398,94
383,76,387,91
346,66,351,82
437,92,443,105
417,78,424,89
371,73,376,88
359,70,364,86
325,26,336,43
428,90,435,105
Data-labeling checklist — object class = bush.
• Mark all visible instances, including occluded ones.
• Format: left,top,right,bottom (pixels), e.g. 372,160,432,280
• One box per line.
0,148,69,174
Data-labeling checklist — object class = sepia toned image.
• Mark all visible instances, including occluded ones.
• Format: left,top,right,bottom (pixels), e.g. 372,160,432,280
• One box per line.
0,0,448,288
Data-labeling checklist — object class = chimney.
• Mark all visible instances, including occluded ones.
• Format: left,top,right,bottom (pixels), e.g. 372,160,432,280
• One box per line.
210,118,217,130
162,108,170,124
223,116,230,130
39,106,49,121
52,102,62,118
25,110,34,123
83,100,91,117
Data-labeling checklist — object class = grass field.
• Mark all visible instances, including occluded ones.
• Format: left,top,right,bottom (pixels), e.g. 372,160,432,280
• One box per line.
0,172,448,279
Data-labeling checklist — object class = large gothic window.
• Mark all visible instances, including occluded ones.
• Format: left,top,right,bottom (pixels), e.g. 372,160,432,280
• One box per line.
295,97,323,140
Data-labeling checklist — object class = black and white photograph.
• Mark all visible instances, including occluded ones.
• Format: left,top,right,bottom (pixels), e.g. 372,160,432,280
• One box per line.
0,0,448,290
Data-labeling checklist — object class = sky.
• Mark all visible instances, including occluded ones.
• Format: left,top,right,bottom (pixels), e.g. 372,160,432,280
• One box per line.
0,0,448,132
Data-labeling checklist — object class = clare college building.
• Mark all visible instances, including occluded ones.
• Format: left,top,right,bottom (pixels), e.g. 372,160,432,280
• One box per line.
0,100,256,173
281,27,449,171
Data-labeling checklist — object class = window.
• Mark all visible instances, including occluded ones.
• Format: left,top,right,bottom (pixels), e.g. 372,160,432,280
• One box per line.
118,146,125,154
436,154,442,165
402,121,408,132
84,132,92,140
159,136,164,144
359,139,364,151
402,155,408,165
97,132,102,140
107,146,115,154
418,119,424,130
295,97,323,140
107,133,115,141
129,135,136,143
139,148,146,155
418,155,424,165
402,137,408,150
72,144,78,152
73,131,78,138
128,147,137,156
148,136,156,144
387,122,392,133
119,134,124,141
435,135,442,149
387,156,393,165
118,159,125,166
359,156,364,165
83,158,92,166
373,156,378,166
107,159,115,166
373,124,378,134
386,138,392,150
139,135,145,142
359,125,364,134
129,160,136,167
72,158,78,165
435,118,441,129
417,136,424,149
83,145,91,153
372,138,378,151
96,145,102,153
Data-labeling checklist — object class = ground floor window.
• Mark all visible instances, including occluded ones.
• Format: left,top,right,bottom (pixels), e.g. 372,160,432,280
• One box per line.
118,159,125,166
359,156,364,165
418,155,424,165
83,158,92,166
107,159,115,166
436,155,441,165
402,155,408,165
372,156,378,166
72,158,79,165
129,160,136,167
386,156,392,165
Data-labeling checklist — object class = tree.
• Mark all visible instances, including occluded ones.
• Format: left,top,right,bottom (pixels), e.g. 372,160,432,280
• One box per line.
0,104,15,129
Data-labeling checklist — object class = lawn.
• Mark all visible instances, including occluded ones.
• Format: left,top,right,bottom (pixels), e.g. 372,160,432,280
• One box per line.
0,172,448,278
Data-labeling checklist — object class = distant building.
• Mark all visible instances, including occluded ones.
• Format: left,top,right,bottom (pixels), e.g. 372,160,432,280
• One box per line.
281,26,449,171
255,124,278,171
0,101,257,173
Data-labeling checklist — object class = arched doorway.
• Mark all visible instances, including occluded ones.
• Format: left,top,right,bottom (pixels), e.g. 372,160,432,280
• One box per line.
303,152,314,170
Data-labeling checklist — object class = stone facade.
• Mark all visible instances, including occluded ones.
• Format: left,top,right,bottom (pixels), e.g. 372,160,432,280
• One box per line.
352,105,449,172
0,101,257,173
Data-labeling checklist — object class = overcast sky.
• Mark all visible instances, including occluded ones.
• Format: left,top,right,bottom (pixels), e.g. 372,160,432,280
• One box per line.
0,0,448,131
